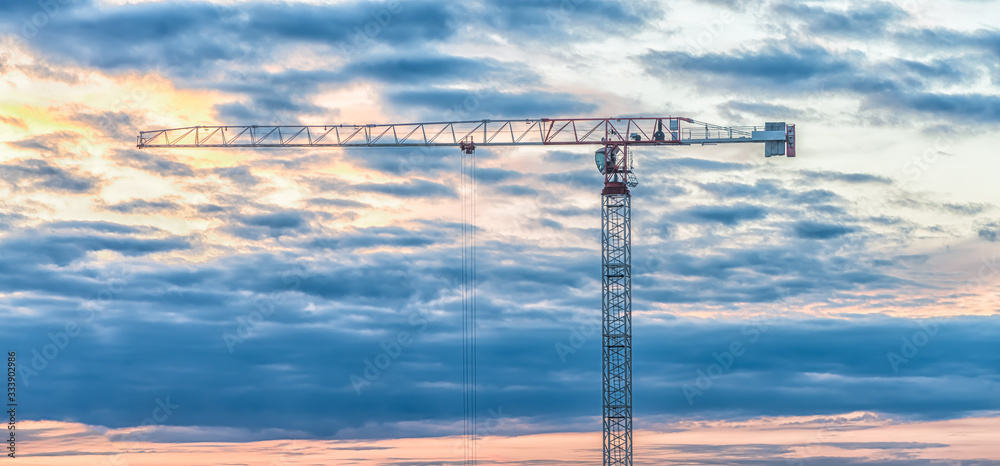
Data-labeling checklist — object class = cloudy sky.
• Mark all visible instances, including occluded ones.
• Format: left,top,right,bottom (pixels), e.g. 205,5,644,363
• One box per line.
1,0,999,464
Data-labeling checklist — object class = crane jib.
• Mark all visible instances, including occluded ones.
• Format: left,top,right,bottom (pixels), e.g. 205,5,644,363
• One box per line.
137,117,796,158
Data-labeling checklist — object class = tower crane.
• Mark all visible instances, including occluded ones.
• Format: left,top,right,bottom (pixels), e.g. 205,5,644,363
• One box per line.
138,116,797,466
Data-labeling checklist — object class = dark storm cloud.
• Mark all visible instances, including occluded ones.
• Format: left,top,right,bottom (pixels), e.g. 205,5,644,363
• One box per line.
653,441,954,463
239,211,306,229
658,442,793,456
694,0,747,10
2,0,654,131
197,204,226,214
4,303,998,438
213,100,326,124
643,46,853,84
0,158,101,193
538,218,563,230
22,2,243,69
350,146,455,176
642,42,1000,123
494,184,539,197
206,69,341,122
639,244,889,286
774,1,908,38
797,170,893,185
541,169,601,190
941,202,990,215
474,167,522,183
696,179,846,206
0,0,92,16
389,88,597,118
0,212,30,231
892,198,993,216
355,179,457,198
106,199,182,214
718,101,809,122
0,170,984,438
0,224,188,269
676,204,768,226
893,58,968,81
46,220,145,234
228,210,311,239
819,442,948,450
311,226,444,250
71,111,135,139
213,165,260,187
866,90,1000,122
11,62,80,84
632,226,914,305
638,317,1000,421
794,189,840,205
204,54,531,122
0,219,466,323
895,27,1000,59
793,221,854,239
307,198,368,209
341,55,533,85
304,174,459,200
7,131,78,154
113,149,196,177
648,38,966,93
543,150,588,164
654,442,975,466
4,0,621,131
977,220,1000,242
5,1,457,71
476,0,662,39
544,206,592,217
644,157,751,173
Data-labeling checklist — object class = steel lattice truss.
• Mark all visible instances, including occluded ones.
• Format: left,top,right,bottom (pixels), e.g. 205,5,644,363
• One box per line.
137,115,796,466
602,192,632,466
137,117,793,150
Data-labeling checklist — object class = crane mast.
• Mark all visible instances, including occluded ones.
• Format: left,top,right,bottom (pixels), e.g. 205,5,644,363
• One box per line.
138,116,797,466
600,141,635,465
